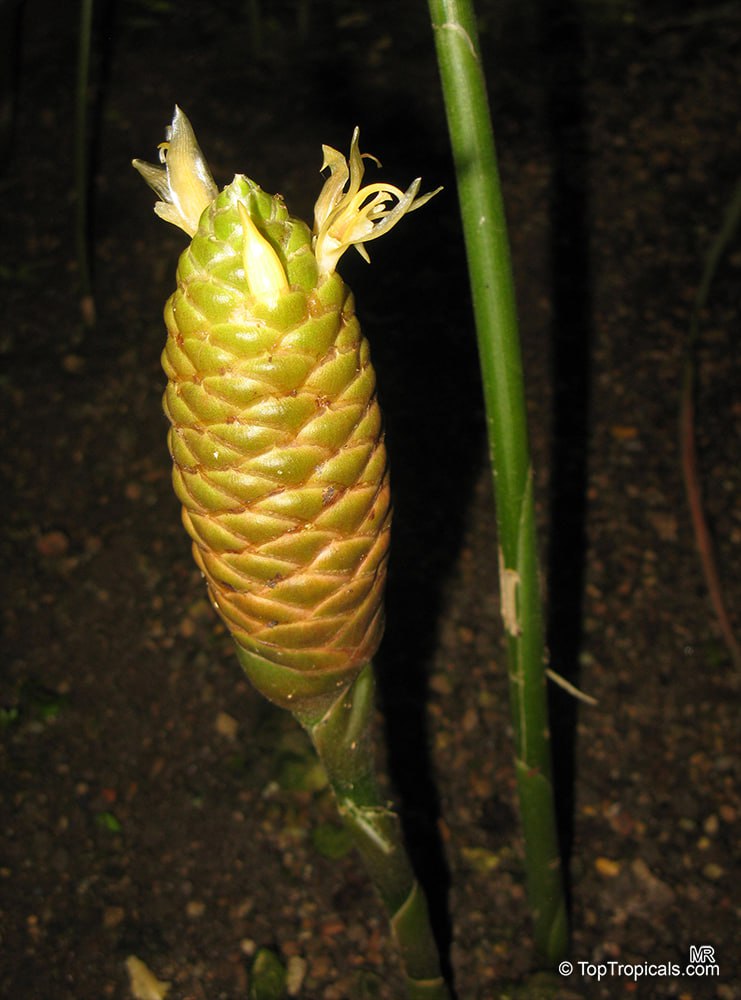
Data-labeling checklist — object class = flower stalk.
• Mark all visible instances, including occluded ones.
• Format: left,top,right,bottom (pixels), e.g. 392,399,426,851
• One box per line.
297,667,451,1000
134,108,449,997
428,0,568,968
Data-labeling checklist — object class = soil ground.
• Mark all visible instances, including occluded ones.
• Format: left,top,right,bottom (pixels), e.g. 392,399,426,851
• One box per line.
1,1,740,998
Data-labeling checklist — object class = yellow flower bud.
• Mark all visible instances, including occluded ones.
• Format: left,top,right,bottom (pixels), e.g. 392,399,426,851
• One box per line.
237,201,290,307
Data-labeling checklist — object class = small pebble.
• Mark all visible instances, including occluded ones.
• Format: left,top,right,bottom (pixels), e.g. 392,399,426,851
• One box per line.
36,530,70,558
179,616,196,638
286,956,307,997
595,857,621,877
215,712,239,741
462,707,478,733
103,906,125,929
310,955,332,980
429,674,452,696
719,804,736,824
62,353,86,374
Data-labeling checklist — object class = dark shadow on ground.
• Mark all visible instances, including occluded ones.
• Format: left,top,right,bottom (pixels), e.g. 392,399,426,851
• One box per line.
541,0,592,885
368,155,485,993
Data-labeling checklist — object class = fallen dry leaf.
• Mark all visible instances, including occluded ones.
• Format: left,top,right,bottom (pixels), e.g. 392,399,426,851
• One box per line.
125,956,171,1000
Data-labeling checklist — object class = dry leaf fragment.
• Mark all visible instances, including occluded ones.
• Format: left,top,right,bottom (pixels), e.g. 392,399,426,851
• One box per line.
125,956,171,1000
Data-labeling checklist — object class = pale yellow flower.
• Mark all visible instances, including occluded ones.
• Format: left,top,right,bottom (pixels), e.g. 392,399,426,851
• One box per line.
132,106,218,236
313,128,441,275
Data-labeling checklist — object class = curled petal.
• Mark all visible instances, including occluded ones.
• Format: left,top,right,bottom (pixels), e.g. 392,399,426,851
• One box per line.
313,128,441,275
313,144,351,234
133,106,218,236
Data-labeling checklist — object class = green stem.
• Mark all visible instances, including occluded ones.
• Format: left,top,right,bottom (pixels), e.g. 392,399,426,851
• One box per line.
295,666,452,1000
427,0,567,966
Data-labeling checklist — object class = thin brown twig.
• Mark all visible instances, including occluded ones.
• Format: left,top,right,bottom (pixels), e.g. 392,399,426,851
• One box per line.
680,179,741,672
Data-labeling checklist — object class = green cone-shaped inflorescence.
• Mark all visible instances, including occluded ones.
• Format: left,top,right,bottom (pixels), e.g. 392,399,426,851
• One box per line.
134,108,438,715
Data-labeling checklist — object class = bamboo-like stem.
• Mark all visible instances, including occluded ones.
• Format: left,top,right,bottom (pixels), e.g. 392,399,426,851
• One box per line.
75,0,95,325
427,0,567,966
295,666,452,1000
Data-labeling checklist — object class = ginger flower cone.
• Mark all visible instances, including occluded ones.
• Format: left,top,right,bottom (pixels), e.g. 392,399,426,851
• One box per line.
160,175,391,717
134,108,436,719
134,110,450,999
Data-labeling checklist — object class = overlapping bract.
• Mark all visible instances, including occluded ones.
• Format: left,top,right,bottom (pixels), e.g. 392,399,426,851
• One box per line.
161,177,391,708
